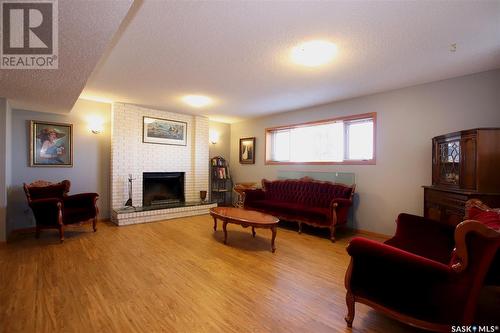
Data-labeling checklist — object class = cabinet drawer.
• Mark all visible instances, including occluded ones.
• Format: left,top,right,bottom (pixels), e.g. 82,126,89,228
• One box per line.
424,189,467,210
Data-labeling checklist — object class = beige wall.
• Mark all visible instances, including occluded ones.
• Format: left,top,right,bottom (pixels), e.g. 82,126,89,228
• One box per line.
230,69,500,235
209,121,231,160
7,99,111,234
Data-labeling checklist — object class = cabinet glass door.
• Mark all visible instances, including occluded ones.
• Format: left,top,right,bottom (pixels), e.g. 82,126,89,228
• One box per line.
438,139,460,186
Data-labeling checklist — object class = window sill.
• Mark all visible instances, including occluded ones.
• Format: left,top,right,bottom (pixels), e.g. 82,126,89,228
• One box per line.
264,159,376,166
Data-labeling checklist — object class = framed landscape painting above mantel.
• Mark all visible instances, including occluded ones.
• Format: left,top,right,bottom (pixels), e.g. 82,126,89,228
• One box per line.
143,116,187,146
239,137,255,164
30,120,73,167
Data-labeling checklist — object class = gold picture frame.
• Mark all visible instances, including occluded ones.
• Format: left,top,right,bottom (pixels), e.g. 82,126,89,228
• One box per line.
30,120,73,167
239,137,255,164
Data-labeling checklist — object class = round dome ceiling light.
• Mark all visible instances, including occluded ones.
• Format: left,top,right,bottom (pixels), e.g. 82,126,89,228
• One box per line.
182,95,213,108
291,40,338,67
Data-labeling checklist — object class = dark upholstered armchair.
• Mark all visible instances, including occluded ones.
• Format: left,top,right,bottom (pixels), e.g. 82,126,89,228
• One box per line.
344,200,500,332
24,180,99,242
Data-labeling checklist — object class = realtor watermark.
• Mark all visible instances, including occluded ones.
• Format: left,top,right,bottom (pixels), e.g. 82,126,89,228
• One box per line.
452,325,499,332
1,0,58,69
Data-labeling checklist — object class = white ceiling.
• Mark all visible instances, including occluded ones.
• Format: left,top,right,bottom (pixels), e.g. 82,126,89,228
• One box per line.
0,0,133,113
3,1,500,122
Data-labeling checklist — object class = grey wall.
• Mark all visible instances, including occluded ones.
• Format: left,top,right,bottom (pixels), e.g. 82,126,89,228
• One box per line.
208,121,231,160
7,99,111,234
0,98,12,241
230,69,500,235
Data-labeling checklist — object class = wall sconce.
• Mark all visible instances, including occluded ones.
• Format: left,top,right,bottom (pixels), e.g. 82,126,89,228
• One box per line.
87,116,104,134
209,129,219,145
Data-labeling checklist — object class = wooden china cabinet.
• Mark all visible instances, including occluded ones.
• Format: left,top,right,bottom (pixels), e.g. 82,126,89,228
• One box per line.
423,128,500,226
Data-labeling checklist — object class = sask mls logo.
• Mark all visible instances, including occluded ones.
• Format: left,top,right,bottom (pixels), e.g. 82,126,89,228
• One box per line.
1,0,58,69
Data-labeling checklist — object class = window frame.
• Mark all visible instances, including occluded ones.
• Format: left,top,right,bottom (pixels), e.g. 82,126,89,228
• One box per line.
264,112,377,165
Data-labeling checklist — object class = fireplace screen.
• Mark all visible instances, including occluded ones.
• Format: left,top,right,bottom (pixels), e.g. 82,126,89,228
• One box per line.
143,172,185,206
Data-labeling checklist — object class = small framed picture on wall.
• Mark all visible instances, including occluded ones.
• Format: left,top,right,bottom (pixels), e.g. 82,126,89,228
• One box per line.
239,137,255,164
30,121,73,167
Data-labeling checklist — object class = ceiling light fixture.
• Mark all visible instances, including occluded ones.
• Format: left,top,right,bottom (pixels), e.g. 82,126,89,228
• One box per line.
291,40,338,67
182,95,213,108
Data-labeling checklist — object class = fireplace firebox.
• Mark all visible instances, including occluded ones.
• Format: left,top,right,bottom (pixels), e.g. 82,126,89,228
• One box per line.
143,172,185,206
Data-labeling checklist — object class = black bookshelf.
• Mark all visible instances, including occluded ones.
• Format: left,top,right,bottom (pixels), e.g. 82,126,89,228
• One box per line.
210,156,232,206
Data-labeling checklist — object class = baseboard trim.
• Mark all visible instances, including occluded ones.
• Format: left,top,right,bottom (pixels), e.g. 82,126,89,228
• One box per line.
9,226,36,236
9,218,111,237
346,227,391,240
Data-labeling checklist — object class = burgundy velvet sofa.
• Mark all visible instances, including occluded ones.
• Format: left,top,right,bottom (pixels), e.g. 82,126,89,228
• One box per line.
344,199,500,332
243,177,355,241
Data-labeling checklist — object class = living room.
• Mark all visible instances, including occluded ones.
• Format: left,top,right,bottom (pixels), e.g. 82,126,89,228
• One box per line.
1,1,499,332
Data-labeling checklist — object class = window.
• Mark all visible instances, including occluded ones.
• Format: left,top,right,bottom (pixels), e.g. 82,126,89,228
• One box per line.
265,113,376,164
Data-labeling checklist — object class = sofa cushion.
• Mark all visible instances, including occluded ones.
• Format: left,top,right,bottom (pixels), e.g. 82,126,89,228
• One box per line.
467,207,500,231
249,199,330,222
64,207,95,224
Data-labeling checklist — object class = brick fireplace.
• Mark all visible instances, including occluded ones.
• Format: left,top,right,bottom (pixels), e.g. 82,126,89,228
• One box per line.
110,103,215,225
143,172,185,206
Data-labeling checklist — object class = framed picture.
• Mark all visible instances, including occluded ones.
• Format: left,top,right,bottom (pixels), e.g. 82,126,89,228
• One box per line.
239,137,255,164
143,116,187,146
30,121,73,167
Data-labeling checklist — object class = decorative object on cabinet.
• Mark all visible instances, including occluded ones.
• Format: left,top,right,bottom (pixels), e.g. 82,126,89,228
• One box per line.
143,116,187,146
211,156,232,206
30,121,73,167
239,137,255,164
423,128,500,225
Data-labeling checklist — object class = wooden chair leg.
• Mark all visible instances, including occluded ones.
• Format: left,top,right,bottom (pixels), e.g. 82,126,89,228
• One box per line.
330,225,336,242
59,225,65,243
345,291,355,327
92,218,97,232
298,222,302,234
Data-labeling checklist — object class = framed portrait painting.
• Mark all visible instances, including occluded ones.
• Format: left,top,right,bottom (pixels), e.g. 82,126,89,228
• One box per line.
143,116,187,146
30,121,73,167
239,137,255,164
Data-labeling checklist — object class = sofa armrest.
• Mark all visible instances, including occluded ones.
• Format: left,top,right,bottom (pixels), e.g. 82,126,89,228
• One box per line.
243,189,265,207
29,198,63,226
347,237,452,277
64,193,98,206
330,197,352,208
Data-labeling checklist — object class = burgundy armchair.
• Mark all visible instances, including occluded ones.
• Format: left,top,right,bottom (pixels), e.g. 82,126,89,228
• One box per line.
23,180,99,242
344,200,500,332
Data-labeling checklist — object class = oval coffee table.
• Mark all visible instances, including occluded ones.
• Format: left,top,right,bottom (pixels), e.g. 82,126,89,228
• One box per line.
210,207,279,253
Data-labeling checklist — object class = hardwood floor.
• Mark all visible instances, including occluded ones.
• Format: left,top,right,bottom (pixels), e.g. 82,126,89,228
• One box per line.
0,215,429,333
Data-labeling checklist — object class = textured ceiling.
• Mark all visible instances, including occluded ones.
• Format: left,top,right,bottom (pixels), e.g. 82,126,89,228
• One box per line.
3,1,500,121
82,1,500,122
0,0,133,113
